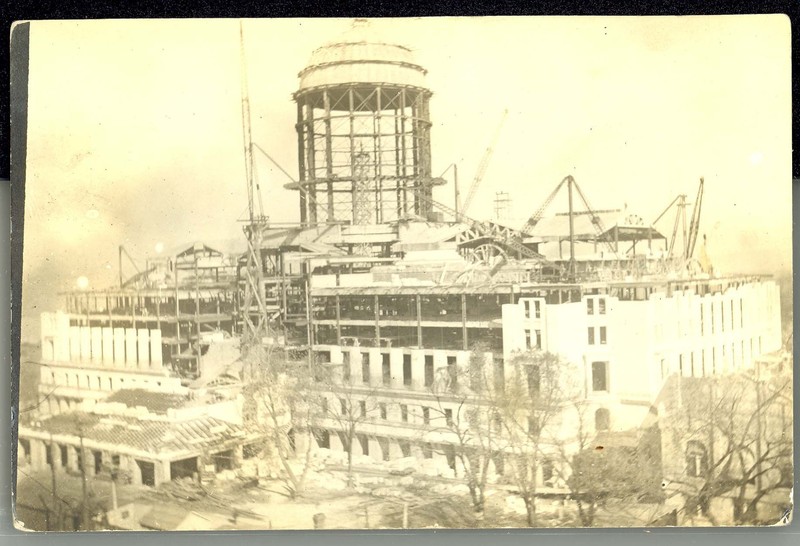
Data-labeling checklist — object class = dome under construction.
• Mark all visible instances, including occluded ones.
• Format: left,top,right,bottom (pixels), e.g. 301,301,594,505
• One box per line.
289,19,443,226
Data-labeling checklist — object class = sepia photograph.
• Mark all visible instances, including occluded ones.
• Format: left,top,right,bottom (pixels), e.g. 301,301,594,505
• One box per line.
13,16,793,530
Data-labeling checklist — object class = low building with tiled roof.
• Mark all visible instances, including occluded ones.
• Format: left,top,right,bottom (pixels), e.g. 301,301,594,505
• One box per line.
18,409,262,488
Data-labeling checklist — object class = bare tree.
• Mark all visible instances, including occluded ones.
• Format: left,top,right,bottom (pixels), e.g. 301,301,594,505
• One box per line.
241,344,320,498
552,401,663,526
312,358,382,488
489,349,580,527
663,361,792,525
427,347,498,516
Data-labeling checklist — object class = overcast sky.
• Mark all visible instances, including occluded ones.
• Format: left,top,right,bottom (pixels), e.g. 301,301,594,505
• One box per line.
21,16,791,342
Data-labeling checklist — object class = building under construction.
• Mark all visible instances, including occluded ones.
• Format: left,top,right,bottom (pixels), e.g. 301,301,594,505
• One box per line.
21,21,783,494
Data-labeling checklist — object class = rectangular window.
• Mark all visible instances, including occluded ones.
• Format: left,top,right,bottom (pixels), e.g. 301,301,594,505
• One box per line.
340,399,347,416
586,299,594,315
359,401,367,418
400,404,408,422
422,443,433,459
588,327,595,345
382,353,391,386
535,330,542,349
422,407,430,425
362,354,370,385
528,416,539,435
524,300,532,319
534,300,541,319
424,355,434,387
591,361,609,392
380,403,387,420
445,408,454,427
321,398,328,415
403,354,412,386
598,298,606,315
447,356,458,388
599,326,607,345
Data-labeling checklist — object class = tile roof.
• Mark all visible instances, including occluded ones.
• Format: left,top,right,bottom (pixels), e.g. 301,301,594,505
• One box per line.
22,412,248,458
105,389,189,415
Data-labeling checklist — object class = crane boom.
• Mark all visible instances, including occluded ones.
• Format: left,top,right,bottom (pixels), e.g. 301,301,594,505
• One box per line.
520,176,570,234
460,109,508,215
239,21,260,223
686,177,704,259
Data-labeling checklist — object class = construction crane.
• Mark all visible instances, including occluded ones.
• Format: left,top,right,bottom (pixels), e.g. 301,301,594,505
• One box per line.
686,177,704,260
651,177,705,262
459,109,508,217
519,175,619,261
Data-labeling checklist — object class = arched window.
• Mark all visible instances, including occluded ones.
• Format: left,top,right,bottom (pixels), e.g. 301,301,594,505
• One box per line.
595,408,610,431
685,440,708,477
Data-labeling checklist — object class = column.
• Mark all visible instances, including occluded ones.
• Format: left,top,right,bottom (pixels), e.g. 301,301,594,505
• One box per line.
128,457,142,486
368,438,382,462
433,350,448,381
329,431,344,452
29,440,47,470
149,329,163,369
79,327,91,362
389,349,404,389
101,328,114,365
349,348,361,385
69,326,81,361
368,349,382,388
410,350,425,390
50,443,62,470
388,440,404,460
66,445,78,472
137,329,150,370
113,328,126,367
90,327,103,364
125,328,138,368
155,459,171,486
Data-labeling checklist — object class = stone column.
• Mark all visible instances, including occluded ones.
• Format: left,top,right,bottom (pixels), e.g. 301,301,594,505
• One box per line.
149,329,163,369
368,438,383,462
329,431,344,452
66,445,78,472
125,328,138,368
50,443,62,470
410,350,425,390
137,329,151,370
113,328,126,367
32,440,48,470
101,327,114,366
155,459,171,486
90,327,103,364
79,327,91,362
388,440,404,460
385,348,401,389
128,457,143,486
368,349,382,388
350,349,363,385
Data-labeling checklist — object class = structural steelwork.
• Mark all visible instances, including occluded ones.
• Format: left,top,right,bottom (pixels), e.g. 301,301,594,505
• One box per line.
289,20,443,226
